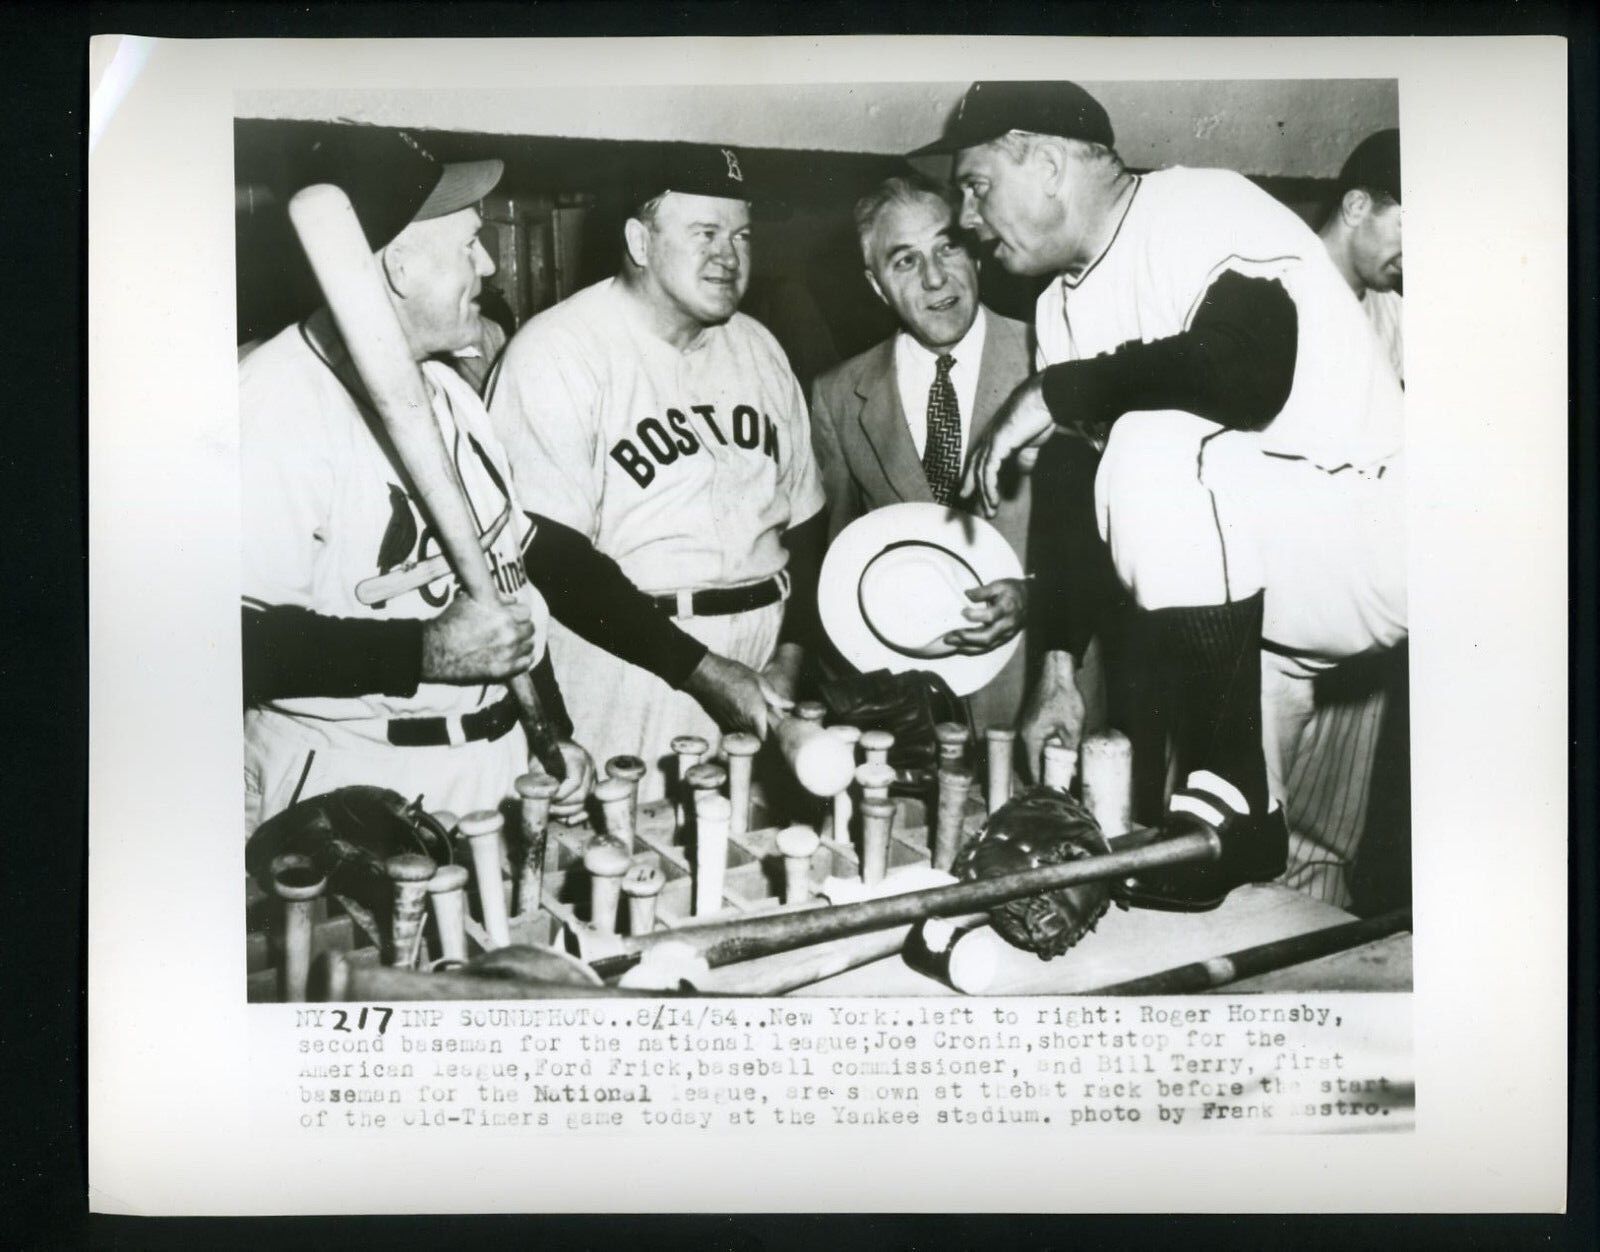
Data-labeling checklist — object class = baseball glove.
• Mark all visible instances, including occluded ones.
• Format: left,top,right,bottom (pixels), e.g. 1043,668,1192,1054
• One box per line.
817,667,966,790
246,786,455,949
950,785,1115,959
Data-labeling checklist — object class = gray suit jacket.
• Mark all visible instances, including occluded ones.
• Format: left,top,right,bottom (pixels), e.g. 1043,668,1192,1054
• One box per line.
809,307,1035,726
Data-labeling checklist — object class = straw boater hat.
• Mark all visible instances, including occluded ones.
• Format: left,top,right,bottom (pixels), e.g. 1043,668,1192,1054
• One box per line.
819,503,1024,695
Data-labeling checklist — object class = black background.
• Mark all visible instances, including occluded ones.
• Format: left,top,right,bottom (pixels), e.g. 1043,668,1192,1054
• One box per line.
3,1,1593,1247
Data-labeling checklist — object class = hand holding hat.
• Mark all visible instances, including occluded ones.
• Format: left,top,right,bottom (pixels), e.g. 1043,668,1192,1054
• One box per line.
819,503,1025,696
943,578,1028,655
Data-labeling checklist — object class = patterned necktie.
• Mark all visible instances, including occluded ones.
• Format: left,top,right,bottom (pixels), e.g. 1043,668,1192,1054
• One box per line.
923,353,961,506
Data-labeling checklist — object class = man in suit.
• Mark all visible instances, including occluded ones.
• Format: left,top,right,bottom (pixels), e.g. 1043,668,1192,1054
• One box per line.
809,173,1036,729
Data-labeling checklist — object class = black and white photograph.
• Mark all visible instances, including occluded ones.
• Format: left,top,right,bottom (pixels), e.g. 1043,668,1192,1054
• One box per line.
87,34,1569,1216
234,79,1413,1004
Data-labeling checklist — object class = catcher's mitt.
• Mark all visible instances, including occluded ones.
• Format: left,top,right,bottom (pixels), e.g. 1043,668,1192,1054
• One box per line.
245,786,454,949
950,785,1115,959
817,668,966,791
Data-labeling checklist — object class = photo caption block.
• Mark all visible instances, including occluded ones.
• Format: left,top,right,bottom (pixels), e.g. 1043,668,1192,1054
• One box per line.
257,994,1412,1135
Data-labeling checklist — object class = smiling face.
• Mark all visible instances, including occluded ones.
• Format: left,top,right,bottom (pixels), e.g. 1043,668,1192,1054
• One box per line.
952,138,1070,277
862,191,979,352
386,207,495,358
633,192,752,334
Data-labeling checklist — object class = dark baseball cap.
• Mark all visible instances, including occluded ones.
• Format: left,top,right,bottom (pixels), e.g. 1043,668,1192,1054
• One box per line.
911,80,1115,157
1336,128,1401,205
295,126,504,251
627,143,763,214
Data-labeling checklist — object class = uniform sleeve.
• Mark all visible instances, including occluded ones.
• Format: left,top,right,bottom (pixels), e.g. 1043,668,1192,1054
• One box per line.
770,346,827,528
239,350,336,612
807,371,863,542
486,322,605,543
1040,269,1298,435
524,515,709,689
1142,170,1313,334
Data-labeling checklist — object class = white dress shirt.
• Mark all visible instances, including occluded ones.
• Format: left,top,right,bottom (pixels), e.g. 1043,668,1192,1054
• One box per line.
893,307,988,460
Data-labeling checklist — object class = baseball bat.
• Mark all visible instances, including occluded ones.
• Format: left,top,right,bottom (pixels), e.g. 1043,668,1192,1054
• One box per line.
774,714,857,797
589,831,1219,979
270,853,327,1003
320,952,672,1001
1081,730,1133,837
287,183,565,779
1089,908,1412,995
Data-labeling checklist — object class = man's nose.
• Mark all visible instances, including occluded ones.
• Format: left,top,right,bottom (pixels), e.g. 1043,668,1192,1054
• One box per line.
922,257,948,290
957,192,982,232
474,240,496,278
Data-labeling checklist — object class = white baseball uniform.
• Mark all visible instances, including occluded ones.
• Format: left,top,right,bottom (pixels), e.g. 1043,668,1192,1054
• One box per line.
1280,286,1405,907
240,320,548,830
1035,167,1407,817
488,277,825,799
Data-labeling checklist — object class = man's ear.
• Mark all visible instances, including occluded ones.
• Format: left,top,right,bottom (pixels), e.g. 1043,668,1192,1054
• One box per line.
1340,187,1373,228
1033,137,1068,195
864,268,887,307
378,241,410,300
623,218,651,269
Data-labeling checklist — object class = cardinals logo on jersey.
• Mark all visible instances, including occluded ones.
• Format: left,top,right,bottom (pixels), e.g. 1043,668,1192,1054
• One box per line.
375,484,419,574
359,436,528,609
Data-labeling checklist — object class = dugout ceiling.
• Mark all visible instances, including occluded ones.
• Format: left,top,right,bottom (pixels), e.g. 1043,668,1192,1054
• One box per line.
236,79,1399,181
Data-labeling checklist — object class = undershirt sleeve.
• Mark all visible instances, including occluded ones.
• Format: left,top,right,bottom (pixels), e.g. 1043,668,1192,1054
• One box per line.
241,605,423,705
1039,270,1298,435
523,515,709,690
777,508,827,652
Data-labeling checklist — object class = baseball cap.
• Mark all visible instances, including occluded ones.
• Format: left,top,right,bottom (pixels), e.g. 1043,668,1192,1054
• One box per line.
911,80,1115,156
627,143,762,214
1335,129,1401,204
295,126,504,251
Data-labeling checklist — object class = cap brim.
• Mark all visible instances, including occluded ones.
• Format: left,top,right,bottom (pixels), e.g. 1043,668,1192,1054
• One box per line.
415,158,504,220
909,136,962,158
819,503,1023,696
908,124,1002,159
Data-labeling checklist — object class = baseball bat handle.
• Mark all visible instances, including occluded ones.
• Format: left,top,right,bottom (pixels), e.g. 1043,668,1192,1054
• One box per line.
287,184,564,779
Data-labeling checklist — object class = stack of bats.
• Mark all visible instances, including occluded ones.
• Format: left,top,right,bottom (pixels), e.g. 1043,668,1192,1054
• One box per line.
250,704,1165,1000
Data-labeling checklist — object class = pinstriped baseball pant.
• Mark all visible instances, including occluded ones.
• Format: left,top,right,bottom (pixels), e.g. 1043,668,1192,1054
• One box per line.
1094,410,1407,906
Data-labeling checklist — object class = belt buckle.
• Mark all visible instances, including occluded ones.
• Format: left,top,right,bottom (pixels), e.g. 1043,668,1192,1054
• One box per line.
445,712,468,748
676,589,695,619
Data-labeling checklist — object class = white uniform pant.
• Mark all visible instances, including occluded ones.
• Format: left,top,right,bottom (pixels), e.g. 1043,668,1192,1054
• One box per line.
546,600,784,803
244,706,532,835
1094,409,1406,842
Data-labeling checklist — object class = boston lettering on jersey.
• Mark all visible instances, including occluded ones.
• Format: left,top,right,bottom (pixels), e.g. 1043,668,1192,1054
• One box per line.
609,402,781,489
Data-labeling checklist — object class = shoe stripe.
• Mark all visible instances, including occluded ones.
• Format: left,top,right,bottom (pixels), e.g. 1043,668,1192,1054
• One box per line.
1185,769,1250,816
1171,792,1229,829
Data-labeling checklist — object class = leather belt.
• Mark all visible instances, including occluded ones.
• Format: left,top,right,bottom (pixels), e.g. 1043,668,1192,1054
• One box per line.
387,694,520,748
650,570,790,620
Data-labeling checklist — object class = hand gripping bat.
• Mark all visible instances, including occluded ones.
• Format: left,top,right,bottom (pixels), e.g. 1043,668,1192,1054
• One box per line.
287,183,566,779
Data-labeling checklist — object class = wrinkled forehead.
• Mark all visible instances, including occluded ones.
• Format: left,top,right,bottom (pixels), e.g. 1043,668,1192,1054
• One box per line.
951,141,1011,183
387,204,482,255
655,191,752,229
868,192,960,258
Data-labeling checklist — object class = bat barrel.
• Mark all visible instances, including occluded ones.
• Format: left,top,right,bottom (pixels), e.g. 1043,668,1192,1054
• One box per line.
592,831,1221,977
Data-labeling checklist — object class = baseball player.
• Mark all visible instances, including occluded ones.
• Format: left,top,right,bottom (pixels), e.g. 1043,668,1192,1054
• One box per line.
488,145,828,802
1320,129,1403,382
924,81,1406,911
241,130,771,831
1269,128,1405,907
